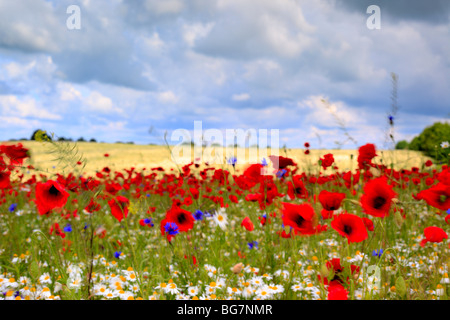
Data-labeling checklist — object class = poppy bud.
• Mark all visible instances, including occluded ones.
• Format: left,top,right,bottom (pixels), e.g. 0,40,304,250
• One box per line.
232,263,244,274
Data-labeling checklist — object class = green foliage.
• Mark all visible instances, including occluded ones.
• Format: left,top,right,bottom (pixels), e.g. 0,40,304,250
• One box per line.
395,140,409,150
408,122,450,160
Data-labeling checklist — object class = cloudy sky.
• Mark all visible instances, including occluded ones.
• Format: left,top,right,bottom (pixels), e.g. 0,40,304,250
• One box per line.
0,0,449,148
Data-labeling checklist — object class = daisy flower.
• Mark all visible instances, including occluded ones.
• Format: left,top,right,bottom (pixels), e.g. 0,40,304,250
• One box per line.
213,208,228,230
441,141,449,149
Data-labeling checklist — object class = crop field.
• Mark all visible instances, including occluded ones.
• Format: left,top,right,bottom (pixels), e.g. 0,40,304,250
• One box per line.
0,140,449,301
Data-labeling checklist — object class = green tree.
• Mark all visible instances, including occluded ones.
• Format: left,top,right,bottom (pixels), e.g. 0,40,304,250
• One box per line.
395,140,409,150
408,122,450,160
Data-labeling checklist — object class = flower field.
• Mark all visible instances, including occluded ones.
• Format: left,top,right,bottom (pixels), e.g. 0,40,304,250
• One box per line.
0,140,449,301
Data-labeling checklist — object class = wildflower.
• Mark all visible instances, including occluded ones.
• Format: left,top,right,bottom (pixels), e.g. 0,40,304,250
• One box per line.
164,222,180,236
331,213,368,244
139,218,154,227
35,180,70,215
281,202,316,235
114,251,122,259
212,208,228,230
357,143,377,169
441,141,449,149
108,196,130,222
63,224,72,233
192,210,204,221
372,249,383,258
360,176,397,218
320,153,335,170
241,217,254,231
248,241,258,250
8,203,17,213
420,226,448,247
328,283,348,300
227,157,237,168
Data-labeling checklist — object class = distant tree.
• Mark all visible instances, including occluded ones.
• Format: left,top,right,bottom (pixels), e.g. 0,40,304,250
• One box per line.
31,129,52,141
77,137,86,142
89,138,97,143
408,122,450,160
395,140,409,150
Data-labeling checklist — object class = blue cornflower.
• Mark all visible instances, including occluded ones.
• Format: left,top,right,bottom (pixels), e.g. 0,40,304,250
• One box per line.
146,194,150,197
144,218,154,227
261,158,268,166
276,169,287,178
248,241,258,250
204,210,214,218
193,210,204,221
8,203,17,213
84,223,89,230
447,209,450,215
372,249,383,258
164,222,179,236
114,251,122,259
63,224,72,233
227,157,237,167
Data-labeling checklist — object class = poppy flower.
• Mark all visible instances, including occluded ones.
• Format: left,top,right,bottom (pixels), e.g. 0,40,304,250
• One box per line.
49,222,65,239
108,196,130,222
331,213,368,243
420,226,448,247
35,180,70,215
241,217,254,231
287,175,308,200
320,153,335,170
268,155,296,170
281,202,316,235
319,190,346,211
0,143,29,165
161,205,195,233
319,258,360,286
414,183,450,211
327,283,348,300
362,217,374,231
360,177,397,218
0,170,11,189
357,143,377,169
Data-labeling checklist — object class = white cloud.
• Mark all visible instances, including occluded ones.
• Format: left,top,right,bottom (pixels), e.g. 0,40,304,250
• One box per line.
232,93,250,101
0,95,61,120
157,91,179,104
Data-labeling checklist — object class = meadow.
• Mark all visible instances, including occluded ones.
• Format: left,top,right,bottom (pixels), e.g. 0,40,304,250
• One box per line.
0,139,449,300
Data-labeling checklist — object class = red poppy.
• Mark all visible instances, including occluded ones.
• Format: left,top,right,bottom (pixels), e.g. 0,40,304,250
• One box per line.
49,222,66,239
327,283,348,300
0,143,29,165
331,213,368,243
0,170,11,189
35,180,70,215
241,217,254,231
320,153,335,170
360,177,397,218
268,155,296,170
357,143,377,169
362,217,374,231
108,196,130,222
281,202,316,235
414,183,450,211
318,190,346,211
161,205,195,233
319,258,360,286
287,175,308,200
425,160,433,167
420,226,448,247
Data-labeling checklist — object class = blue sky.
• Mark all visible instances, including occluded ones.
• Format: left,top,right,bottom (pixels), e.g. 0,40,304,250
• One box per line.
0,0,449,148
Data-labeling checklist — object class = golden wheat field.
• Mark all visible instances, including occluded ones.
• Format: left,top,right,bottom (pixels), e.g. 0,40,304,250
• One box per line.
11,141,433,178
